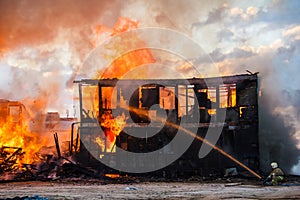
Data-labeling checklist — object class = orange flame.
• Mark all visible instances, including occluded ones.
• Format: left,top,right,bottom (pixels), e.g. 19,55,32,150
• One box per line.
0,116,46,167
93,17,155,152
94,17,155,79
111,17,139,36
0,100,56,174
0,37,6,55
97,111,127,152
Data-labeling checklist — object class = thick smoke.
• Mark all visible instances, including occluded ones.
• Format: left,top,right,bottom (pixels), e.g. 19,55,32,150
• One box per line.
204,41,300,174
185,1,300,174
0,0,299,174
259,91,300,174
0,0,125,114
0,0,123,52
204,49,300,174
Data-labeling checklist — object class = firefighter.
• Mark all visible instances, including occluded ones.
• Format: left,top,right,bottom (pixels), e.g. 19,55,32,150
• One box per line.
264,162,285,186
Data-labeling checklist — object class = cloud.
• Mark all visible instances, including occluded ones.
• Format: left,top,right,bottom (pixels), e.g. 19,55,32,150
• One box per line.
227,47,256,59
206,47,256,63
246,6,259,16
255,0,300,26
230,7,243,16
229,6,259,21
208,48,226,62
217,29,234,42
191,3,228,28
283,25,300,40
1,0,300,174
282,90,300,107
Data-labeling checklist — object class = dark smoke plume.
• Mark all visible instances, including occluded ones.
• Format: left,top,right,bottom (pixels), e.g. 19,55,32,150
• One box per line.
259,90,300,173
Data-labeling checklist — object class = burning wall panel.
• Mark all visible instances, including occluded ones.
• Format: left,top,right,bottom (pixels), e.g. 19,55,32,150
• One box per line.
74,73,259,177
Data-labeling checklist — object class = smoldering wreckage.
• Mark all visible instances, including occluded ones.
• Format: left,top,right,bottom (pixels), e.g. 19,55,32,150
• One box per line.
1,73,300,199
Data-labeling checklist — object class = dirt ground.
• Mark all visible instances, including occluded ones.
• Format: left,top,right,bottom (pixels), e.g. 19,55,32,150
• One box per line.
0,178,300,200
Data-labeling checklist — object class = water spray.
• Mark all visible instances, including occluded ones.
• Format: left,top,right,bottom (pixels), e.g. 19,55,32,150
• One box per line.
126,106,262,179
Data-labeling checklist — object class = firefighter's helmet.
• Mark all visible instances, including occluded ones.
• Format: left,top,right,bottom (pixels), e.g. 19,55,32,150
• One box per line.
271,162,278,169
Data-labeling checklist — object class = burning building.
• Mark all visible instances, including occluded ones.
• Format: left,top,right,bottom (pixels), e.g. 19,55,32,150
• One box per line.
0,99,35,176
72,73,259,177
0,99,24,125
0,100,76,179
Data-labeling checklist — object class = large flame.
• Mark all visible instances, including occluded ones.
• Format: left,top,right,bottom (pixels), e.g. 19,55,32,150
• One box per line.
0,98,66,176
92,17,155,152
0,114,47,170
95,17,155,79
96,111,127,152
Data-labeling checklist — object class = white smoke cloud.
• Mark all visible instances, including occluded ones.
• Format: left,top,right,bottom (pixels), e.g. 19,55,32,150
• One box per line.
0,0,300,174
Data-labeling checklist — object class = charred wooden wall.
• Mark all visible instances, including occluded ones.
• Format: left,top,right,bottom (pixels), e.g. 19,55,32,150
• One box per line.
75,74,259,177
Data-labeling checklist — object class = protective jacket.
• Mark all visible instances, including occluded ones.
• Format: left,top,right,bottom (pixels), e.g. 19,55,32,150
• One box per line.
268,167,285,185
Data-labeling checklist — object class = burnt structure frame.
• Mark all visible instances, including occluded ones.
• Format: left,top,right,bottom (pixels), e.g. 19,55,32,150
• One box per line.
74,74,259,177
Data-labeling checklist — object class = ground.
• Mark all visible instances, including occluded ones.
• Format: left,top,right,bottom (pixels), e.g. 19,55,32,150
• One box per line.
0,178,300,200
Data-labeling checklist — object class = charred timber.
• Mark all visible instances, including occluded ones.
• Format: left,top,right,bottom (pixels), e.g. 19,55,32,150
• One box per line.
74,73,258,87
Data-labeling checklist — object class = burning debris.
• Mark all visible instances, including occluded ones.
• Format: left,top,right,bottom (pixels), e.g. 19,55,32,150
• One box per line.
0,147,25,175
0,100,84,182
0,140,102,182
0,100,43,165
0,99,43,180
0,16,263,182
1,73,261,182
0,15,297,184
